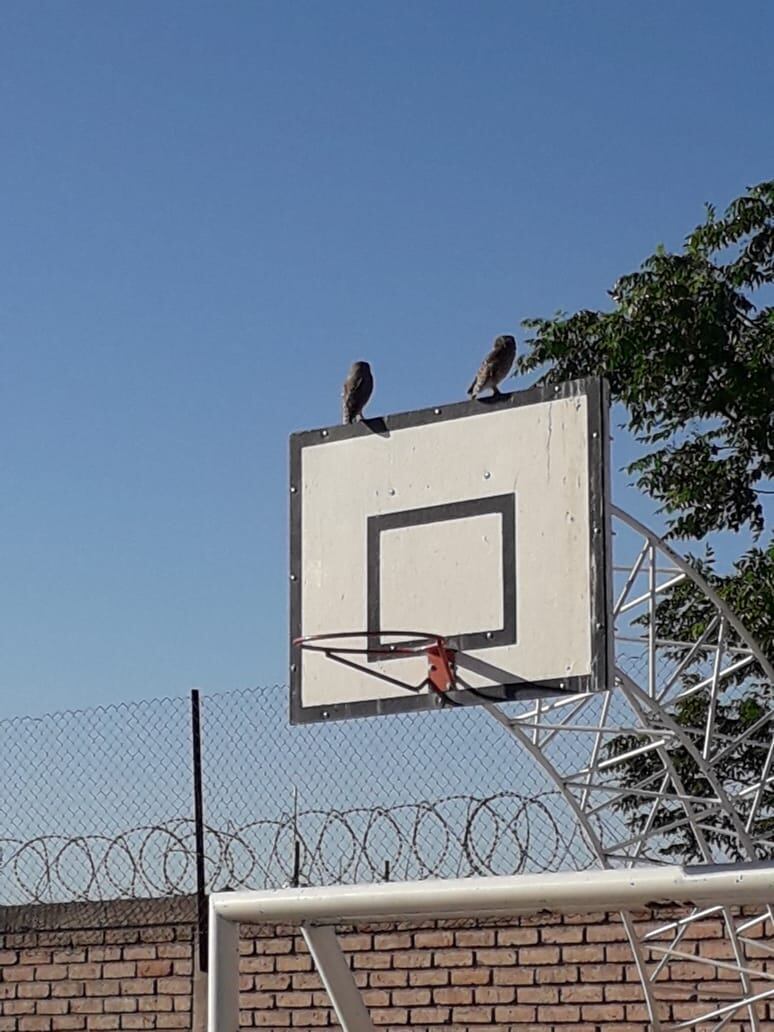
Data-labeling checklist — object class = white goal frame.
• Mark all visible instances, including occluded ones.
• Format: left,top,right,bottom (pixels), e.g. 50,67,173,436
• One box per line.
208,862,774,1032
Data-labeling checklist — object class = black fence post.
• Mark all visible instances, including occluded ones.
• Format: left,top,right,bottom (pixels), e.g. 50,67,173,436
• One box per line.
191,688,208,973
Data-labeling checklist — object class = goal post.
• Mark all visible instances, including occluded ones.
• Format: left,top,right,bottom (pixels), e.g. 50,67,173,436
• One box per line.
207,861,774,1031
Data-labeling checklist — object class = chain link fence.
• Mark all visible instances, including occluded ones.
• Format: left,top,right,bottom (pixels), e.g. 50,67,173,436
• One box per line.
0,685,594,929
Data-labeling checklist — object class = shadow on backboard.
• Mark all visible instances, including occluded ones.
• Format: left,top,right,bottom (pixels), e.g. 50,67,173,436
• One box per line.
361,416,390,438
452,652,574,704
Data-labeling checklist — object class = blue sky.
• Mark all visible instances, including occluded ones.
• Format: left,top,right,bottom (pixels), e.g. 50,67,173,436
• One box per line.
2,1,773,718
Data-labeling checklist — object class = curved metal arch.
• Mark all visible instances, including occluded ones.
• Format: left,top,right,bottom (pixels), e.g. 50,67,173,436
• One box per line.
484,507,774,1031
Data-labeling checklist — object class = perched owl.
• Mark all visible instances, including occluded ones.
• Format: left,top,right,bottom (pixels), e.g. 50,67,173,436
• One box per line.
342,360,374,424
467,335,517,399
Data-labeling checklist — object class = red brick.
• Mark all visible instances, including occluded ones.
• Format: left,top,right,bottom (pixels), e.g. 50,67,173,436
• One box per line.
518,986,558,1003
535,964,579,984
255,937,293,955
493,1005,538,1022
241,956,274,973
291,972,323,990
409,1007,451,1024
337,933,371,951
474,986,515,1004
70,932,103,945
671,961,717,980
101,964,135,980
239,992,273,1009
87,949,121,964
121,948,156,962
371,1011,408,1027
455,930,495,948
496,928,538,946
276,955,312,972
117,979,154,995
433,949,473,967
537,1004,582,1021
52,951,86,965
3,965,35,981
435,987,473,1005
587,922,627,942
583,1003,626,1020
362,989,390,1007
103,1000,136,1014
291,1009,335,1025
583,963,624,981
155,978,188,996
254,973,291,991
18,1019,53,1031
137,996,173,1013
253,1014,290,1027
3,1000,35,1014
541,926,584,943
36,1002,67,1016
408,968,447,986
35,965,68,981
562,984,604,1002
68,1000,103,1015
452,968,491,986
451,1005,493,1023
136,960,171,978
519,945,560,964
138,928,174,944
604,983,643,1001
22,951,52,965
369,971,408,988
275,991,312,1007
67,966,101,981
85,980,120,998
413,931,454,949
51,984,85,1000
374,933,412,950
392,951,431,969
155,946,189,960
492,967,533,986
18,983,51,999
479,947,522,969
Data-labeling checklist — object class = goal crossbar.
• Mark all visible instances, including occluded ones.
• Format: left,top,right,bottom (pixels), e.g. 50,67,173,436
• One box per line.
208,862,774,1031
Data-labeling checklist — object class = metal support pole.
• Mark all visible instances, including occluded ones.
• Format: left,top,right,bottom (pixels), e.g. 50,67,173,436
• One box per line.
301,925,375,1032
191,688,208,972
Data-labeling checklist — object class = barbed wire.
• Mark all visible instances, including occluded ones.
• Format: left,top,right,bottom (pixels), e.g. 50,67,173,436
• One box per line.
0,791,593,907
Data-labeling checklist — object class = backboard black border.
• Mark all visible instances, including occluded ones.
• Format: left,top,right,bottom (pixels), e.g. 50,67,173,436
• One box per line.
367,494,517,655
289,376,612,725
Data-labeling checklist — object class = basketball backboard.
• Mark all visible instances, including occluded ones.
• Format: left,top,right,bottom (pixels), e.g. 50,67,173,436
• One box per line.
289,377,612,724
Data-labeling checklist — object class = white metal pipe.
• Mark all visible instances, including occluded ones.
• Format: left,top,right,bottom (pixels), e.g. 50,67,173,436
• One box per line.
210,863,774,927
301,925,375,1031
208,905,240,1032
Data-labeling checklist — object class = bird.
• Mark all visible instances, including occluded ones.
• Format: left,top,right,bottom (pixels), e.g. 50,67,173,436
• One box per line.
342,360,374,424
467,335,517,399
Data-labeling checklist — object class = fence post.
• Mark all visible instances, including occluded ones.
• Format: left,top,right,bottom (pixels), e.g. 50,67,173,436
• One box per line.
191,688,208,973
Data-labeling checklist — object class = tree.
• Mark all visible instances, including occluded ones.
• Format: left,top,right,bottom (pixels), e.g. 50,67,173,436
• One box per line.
518,180,774,861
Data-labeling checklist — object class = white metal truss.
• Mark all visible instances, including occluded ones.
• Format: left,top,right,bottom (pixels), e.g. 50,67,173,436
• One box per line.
481,506,774,1030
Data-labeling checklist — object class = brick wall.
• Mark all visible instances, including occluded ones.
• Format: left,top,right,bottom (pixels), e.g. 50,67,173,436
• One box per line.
1,897,771,1030
0,900,196,1032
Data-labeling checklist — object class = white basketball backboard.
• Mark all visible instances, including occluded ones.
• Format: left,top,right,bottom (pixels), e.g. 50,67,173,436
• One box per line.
289,378,611,724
